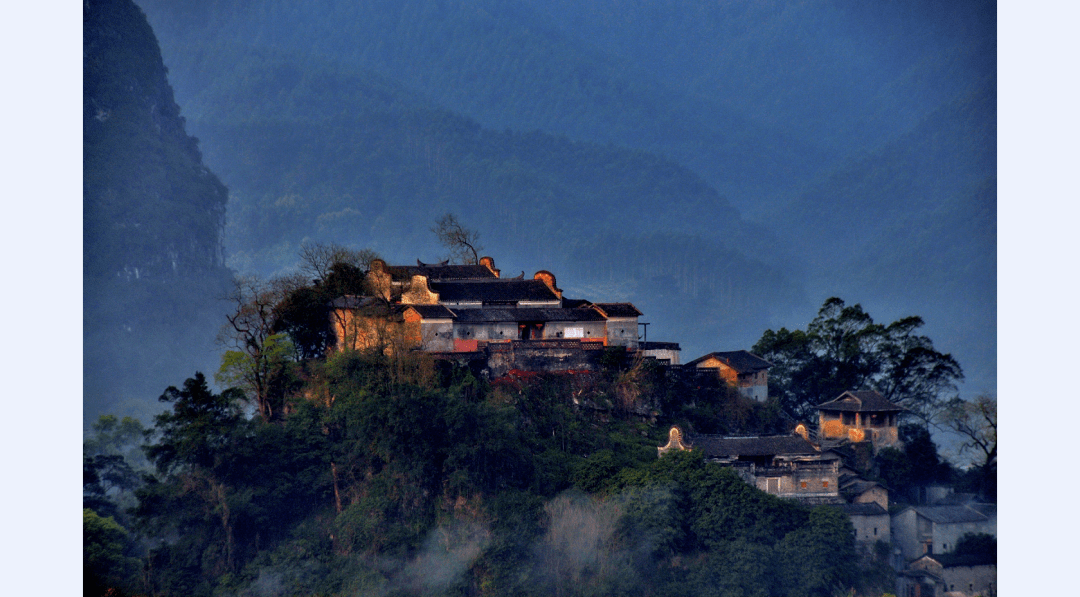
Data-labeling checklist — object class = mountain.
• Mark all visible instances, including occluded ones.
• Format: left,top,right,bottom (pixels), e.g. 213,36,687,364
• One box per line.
84,0,235,423
780,81,997,390
133,0,995,395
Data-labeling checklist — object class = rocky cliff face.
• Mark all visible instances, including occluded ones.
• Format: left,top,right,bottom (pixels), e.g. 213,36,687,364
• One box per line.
84,0,227,280
84,0,234,422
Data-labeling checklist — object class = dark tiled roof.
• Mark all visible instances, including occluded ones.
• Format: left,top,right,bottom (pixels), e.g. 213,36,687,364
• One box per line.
817,390,904,412
933,552,997,568
685,350,772,372
835,502,888,517
386,263,498,281
452,308,606,323
897,568,942,582
404,304,456,319
561,298,594,309
913,505,989,525
430,280,560,303
840,478,883,497
592,303,643,318
687,434,819,458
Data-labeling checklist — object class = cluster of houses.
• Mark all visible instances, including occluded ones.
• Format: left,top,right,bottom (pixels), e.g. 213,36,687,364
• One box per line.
658,393,996,597
330,257,996,597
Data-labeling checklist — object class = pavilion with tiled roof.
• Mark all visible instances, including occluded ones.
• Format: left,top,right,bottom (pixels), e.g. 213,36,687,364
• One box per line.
816,390,904,448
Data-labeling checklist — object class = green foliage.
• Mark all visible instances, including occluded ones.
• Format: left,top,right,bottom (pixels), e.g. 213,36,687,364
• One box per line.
84,414,149,520
607,450,861,596
941,394,996,501
753,297,963,421
145,373,248,474
274,248,377,359
132,349,883,595
84,454,139,522
658,371,784,437
85,415,147,458
137,372,336,595
950,532,996,558
771,507,857,596
873,424,955,502
84,508,141,596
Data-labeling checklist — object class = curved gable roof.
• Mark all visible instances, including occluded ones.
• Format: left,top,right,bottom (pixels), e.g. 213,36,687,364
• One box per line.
592,303,643,318
686,350,772,372
817,390,903,412
429,279,560,303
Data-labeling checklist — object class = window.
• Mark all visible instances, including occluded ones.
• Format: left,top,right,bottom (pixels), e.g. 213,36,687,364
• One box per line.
822,481,829,488
873,527,877,536
801,481,807,489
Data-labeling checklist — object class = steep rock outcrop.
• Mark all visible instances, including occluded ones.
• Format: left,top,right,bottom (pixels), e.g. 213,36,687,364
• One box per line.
84,0,234,421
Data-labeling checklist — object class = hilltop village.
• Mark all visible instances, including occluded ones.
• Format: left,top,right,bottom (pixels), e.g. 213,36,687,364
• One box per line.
87,252,994,597
330,256,996,597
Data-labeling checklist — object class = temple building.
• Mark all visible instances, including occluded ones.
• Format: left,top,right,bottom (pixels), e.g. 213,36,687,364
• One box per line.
658,426,843,505
330,258,662,375
816,390,904,449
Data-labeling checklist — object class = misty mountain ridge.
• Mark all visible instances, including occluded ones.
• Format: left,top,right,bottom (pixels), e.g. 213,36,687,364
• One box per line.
128,0,993,397
84,0,235,423
139,0,992,217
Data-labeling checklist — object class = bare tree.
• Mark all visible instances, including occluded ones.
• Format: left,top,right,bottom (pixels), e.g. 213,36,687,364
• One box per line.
298,241,380,281
216,275,299,420
431,213,483,265
939,394,996,469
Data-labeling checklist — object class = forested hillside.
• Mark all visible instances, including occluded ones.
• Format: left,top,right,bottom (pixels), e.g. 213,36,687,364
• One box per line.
81,2,998,593
135,0,996,394
83,241,993,596
84,0,235,422
86,350,903,597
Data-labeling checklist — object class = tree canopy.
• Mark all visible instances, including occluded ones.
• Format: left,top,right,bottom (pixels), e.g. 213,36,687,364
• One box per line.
102,344,877,596
752,297,963,422
941,394,997,501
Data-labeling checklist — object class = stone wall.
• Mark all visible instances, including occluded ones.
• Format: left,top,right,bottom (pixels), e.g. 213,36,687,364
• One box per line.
484,340,606,378
605,318,639,348
850,512,891,545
